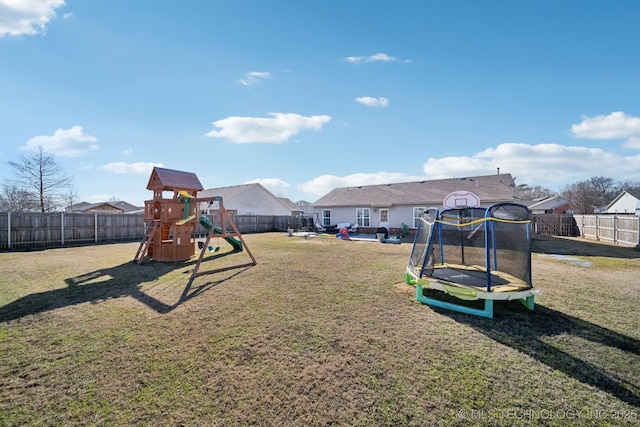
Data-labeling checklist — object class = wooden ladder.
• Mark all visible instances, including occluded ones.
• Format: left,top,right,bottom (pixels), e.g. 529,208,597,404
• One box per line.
134,221,159,264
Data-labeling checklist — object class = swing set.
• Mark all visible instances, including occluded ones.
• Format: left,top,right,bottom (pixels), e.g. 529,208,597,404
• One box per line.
133,167,256,282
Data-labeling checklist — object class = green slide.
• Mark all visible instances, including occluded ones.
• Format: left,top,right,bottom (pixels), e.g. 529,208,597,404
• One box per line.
199,216,243,252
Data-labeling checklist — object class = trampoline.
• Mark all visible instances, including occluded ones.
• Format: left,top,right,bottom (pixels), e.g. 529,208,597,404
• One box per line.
405,203,539,318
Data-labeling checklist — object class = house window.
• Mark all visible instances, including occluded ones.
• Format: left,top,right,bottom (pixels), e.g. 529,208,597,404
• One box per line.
356,208,370,226
413,207,426,228
379,208,388,223
322,209,332,226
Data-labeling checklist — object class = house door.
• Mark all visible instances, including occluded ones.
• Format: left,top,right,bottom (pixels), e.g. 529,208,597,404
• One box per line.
379,209,389,230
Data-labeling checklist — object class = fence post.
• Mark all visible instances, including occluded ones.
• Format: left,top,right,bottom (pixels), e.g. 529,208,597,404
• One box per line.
7,211,11,250
613,214,617,245
95,213,98,243
61,212,65,246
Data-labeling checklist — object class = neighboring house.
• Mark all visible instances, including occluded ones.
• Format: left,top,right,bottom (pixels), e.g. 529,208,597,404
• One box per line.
527,195,573,215
66,201,143,214
295,200,314,217
605,189,640,215
312,173,516,233
197,183,297,216
279,197,303,216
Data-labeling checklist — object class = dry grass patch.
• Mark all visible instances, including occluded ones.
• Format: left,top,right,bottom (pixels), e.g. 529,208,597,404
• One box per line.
1,233,639,426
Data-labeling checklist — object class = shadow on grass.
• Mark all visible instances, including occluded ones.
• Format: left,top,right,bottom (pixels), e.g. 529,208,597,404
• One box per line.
0,251,248,322
429,295,640,407
532,234,639,259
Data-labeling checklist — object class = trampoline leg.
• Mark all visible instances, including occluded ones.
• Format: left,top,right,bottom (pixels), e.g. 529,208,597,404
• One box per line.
519,295,535,310
416,285,494,319
405,272,416,285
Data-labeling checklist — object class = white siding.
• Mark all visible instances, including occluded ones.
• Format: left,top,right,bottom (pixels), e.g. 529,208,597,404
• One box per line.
607,193,640,214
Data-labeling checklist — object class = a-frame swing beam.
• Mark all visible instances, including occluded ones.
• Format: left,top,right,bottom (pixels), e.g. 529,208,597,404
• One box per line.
189,198,256,281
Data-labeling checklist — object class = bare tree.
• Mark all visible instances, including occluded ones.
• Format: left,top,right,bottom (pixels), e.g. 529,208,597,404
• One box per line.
561,176,622,214
617,179,640,193
6,146,73,212
514,184,554,201
61,183,80,212
0,184,39,212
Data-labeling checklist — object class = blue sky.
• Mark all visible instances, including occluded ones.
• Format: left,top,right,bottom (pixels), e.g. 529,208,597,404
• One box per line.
1,1,639,207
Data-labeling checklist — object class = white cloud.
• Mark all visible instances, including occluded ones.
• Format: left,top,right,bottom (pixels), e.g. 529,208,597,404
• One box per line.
297,142,640,198
98,162,163,174
239,71,271,86
77,162,94,170
571,111,640,146
299,172,424,196
355,96,389,108
343,53,410,64
245,178,290,196
0,0,66,37
623,136,640,149
122,147,133,155
206,113,331,144
421,142,640,188
22,125,98,157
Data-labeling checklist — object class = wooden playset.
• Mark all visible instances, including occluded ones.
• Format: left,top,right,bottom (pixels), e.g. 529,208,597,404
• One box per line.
134,167,256,279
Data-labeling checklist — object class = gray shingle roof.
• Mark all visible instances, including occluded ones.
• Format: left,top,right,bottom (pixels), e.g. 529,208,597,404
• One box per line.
197,183,260,201
67,201,142,213
312,174,516,207
279,197,301,212
528,195,571,211
627,188,640,200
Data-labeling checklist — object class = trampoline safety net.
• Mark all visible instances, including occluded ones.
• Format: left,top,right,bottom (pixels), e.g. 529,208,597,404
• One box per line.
407,203,532,291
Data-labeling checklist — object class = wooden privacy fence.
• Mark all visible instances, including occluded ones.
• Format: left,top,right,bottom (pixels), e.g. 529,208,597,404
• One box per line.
573,214,640,247
531,214,580,237
2,211,638,249
0,212,306,250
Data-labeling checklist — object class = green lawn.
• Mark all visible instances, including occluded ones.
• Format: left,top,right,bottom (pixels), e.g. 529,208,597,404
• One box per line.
0,233,638,426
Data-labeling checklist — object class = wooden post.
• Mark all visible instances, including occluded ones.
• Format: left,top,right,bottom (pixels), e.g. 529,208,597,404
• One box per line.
7,211,11,250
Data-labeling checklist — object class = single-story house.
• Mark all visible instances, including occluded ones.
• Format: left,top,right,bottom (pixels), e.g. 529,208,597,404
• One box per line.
527,195,573,215
295,200,314,216
605,189,640,215
312,173,517,234
197,183,299,216
66,201,143,214
279,197,303,216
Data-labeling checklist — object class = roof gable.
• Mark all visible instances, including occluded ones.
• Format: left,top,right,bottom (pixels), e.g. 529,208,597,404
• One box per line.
279,197,301,212
606,189,640,210
627,188,640,200
199,183,297,214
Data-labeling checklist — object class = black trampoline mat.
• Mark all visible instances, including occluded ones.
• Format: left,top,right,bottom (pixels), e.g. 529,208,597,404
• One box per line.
429,265,530,291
